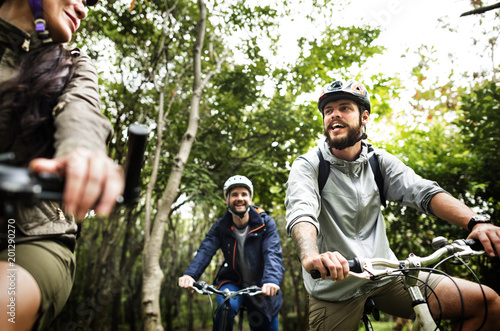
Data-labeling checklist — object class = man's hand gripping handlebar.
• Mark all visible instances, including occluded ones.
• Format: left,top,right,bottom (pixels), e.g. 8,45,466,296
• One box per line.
310,238,485,280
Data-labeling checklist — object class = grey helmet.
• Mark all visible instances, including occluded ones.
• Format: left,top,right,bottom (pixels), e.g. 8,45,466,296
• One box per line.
318,80,371,115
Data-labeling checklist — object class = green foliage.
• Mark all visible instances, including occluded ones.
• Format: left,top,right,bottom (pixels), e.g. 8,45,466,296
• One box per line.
456,81,500,291
368,74,402,120
381,46,467,258
458,81,500,209
382,47,500,293
292,25,384,94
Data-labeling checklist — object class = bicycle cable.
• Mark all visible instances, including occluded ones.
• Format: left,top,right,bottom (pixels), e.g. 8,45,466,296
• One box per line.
442,255,489,330
418,252,488,331
368,266,465,331
406,267,450,331
368,268,444,330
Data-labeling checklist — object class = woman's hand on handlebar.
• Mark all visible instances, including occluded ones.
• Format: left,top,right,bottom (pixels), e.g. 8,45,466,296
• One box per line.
29,148,124,219
262,283,280,297
303,251,349,281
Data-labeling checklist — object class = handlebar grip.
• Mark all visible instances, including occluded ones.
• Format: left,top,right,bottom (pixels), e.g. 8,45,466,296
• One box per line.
192,281,205,290
349,257,363,273
0,164,49,201
122,124,148,205
464,239,484,251
36,172,64,200
310,257,363,279
310,270,322,279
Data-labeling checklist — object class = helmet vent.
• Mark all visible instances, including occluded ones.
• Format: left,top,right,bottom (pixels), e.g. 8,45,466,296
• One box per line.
328,80,343,91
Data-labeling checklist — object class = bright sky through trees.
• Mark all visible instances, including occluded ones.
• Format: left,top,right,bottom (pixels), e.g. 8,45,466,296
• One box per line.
344,0,498,80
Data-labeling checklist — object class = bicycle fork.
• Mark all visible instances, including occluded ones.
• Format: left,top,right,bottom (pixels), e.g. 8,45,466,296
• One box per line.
217,300,232,331
404,259,438,331
407,284,437,331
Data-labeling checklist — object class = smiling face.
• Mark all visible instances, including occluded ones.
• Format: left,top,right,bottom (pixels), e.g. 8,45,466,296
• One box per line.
226,186,252,218
323,99,368,150
43,0,87,43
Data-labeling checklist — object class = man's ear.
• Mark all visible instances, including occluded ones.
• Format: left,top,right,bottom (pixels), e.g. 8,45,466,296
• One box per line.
361,110,370,126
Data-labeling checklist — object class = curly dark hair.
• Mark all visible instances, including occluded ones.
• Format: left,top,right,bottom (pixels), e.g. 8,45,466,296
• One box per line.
0,44,76,163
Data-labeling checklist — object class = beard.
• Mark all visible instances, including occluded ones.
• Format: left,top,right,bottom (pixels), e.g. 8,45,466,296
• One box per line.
324,116,363,150
228,201,249,218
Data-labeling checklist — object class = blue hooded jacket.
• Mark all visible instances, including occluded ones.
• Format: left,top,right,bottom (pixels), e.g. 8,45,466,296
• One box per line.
183,206,284,320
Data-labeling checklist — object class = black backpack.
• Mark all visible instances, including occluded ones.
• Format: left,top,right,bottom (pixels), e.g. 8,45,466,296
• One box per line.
316,146,386,207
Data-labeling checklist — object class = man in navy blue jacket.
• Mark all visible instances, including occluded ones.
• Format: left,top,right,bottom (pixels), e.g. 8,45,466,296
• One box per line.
178,175,284,330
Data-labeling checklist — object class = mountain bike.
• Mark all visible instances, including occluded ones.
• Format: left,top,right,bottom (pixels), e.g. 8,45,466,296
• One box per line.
311,237,488,330
192,281,263,331
0,123,148,217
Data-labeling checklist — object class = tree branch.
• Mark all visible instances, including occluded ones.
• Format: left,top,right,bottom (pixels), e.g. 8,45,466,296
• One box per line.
460,2,500,16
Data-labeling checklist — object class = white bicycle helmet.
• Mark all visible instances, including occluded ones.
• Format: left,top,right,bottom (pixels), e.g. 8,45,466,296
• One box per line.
223,175,253,198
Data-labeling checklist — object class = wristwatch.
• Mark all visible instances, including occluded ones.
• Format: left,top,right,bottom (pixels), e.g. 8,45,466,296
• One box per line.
467,215,492,232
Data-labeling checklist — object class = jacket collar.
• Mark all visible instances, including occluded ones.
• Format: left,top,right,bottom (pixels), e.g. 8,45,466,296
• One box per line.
319,137,370,176
0,17,43,55
220,206,265,231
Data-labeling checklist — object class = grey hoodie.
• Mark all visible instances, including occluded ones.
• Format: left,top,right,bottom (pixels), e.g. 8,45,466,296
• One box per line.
285,137,446,301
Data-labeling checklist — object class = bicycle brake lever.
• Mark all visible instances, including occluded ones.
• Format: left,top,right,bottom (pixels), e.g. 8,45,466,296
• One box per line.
192,281,207,294
349,259,402,280
247,286,261,291
192,287,204,294
246,286,263,296
450,248,485,265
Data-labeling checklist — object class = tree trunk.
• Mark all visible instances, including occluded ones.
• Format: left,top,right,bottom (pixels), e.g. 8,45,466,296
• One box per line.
141,1,209,330
285,252,306,331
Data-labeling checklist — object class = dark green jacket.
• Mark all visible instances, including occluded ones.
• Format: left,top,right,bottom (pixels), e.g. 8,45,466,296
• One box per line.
0,18,112,247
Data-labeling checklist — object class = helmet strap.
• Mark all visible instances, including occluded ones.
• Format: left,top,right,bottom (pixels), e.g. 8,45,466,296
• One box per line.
228,206,250,220
29,0,53,44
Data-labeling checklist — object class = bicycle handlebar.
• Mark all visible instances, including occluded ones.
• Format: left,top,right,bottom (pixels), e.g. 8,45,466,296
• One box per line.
0,124,148,214
192,281,263,298
310,238,485,280
122,124,149,205
309,258,362,280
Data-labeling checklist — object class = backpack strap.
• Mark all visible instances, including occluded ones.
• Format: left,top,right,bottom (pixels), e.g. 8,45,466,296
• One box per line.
367,145,386,207
316,146,386,207
316,148,330,194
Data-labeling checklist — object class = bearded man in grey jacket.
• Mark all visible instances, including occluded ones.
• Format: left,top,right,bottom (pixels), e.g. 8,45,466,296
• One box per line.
285,79,500,330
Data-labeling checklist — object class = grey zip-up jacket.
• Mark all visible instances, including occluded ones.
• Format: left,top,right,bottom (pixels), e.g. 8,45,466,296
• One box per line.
285,137,446,301
0,18,112,247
